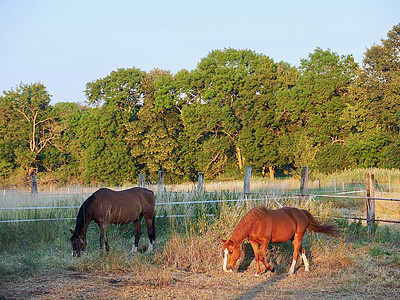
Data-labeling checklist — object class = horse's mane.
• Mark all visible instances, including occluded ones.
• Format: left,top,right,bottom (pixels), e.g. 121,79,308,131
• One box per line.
231,206,267,243
74,195,95,235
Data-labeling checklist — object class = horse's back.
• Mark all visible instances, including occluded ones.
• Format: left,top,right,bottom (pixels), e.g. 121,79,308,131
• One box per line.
94,187,154,204
91,187,155,224
248,206,309,243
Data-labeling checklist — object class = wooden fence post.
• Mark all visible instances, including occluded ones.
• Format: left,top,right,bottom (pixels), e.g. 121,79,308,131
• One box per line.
139,174,145,187
158,170,164,192
31,174,38,194
244,166,252,194
300,166,309,198
366,172,375,230
197,172,204,192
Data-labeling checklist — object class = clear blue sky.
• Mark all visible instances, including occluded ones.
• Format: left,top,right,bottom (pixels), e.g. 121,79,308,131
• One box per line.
1,0,399,104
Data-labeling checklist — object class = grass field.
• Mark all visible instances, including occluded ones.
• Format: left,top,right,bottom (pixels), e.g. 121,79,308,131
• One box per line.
1,171,400,299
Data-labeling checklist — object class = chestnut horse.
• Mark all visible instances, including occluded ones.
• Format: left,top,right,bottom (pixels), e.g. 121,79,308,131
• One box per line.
70,187,156,257
222,206,338,276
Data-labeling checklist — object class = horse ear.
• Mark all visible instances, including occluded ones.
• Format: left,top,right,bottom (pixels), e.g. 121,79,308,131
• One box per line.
221,239,227,243
69,229,76,235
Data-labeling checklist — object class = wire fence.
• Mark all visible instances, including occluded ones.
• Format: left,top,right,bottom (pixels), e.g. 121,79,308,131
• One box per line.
1,189,400,224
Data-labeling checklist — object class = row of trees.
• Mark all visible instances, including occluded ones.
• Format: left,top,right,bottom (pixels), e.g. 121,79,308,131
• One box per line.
1,23,400,187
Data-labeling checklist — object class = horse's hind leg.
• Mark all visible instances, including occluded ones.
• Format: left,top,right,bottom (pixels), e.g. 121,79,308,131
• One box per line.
145,215,156,253
301,248,310,271
130,214,143,253
288,233,305,275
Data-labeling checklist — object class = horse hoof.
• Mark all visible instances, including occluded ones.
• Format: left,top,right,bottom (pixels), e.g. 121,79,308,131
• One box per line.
254,273,260,277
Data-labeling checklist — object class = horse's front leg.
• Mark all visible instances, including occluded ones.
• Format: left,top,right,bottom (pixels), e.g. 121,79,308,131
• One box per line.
249,240,262,277
99,223,109,253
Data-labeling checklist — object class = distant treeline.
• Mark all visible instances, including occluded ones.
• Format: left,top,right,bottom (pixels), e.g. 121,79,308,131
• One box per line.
1,24,400,187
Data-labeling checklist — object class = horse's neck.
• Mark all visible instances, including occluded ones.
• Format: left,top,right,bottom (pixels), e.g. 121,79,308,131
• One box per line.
74,205,92,240
230,218,250,244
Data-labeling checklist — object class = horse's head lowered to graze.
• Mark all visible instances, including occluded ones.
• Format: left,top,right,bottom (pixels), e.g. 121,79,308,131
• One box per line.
69,229,86,257
221,239,241,272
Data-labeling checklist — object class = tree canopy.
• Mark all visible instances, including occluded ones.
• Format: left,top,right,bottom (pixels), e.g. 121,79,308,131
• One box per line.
1,23,400,187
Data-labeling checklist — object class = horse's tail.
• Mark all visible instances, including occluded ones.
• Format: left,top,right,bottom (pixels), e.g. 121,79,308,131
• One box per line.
302,209,339,237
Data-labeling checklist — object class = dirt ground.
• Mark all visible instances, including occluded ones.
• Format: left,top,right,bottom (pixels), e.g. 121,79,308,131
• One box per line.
1,261,399,300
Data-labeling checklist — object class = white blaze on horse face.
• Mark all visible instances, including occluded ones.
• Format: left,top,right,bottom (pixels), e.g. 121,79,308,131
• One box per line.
223,248,230,272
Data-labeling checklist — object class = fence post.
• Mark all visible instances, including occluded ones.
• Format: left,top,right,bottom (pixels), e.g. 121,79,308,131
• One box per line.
244,166,252,194
139,174,145,187
197,172,204,192
300,166,309,198
366,172,375,231
31,174,38,194
158,170,164,192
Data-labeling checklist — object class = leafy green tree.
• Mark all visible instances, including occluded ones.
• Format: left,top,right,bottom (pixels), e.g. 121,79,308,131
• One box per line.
48,102,88,184
82,68,145,184
85,68,146,113
238,60,298,178
345,24,400,133
175,49,270,178
276,48,358,173
345,130,392,168
153,70,202,181
0,82,60,180
125,69,189,183
344,23,400,169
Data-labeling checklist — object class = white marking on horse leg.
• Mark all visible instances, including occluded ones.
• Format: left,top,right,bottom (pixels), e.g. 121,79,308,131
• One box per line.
147,241,153,253
288,259,297,275
129,245,137,254
223,248,228,272
302,252,310,271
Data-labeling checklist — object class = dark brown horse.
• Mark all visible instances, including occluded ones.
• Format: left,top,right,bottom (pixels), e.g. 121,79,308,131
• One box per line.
70,187,156,257
222,206,338,276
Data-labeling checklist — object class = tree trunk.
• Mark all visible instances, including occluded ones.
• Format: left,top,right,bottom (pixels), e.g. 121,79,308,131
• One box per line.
269,166,275,180
236,146,243,170
261,165,266,177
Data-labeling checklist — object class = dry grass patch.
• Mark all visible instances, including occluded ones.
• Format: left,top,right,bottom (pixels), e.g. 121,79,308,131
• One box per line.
311,238,355,269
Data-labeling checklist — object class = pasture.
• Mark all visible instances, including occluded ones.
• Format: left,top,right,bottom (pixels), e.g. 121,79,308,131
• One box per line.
1,173,400,299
